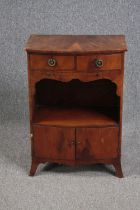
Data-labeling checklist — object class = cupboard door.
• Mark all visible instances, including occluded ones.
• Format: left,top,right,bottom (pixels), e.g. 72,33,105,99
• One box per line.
76,127,119,160
33,126,75,160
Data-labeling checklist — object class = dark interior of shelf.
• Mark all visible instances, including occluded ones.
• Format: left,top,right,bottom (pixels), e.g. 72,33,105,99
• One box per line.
35,79,119,107
33,79,120,127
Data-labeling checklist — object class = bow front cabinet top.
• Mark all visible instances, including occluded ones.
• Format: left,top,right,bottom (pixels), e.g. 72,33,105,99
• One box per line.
25,35,127,177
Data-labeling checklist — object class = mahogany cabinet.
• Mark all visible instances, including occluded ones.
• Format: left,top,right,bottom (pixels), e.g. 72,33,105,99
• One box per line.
25,35,127,177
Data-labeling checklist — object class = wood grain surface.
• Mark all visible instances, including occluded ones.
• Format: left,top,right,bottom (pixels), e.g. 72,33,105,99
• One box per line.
26,35,127,177
25,35,127,54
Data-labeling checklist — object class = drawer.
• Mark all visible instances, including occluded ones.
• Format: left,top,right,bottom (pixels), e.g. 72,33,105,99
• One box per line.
77,54,121,71
30,54,75,71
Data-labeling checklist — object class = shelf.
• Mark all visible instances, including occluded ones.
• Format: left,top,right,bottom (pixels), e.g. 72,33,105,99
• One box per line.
33,107,119,127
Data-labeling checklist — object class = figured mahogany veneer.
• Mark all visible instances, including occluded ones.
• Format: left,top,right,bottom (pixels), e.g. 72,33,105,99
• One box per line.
25,35,127,177
76,127,119,160
25,35,127,54
30,54,75,71
33,126,75,160
33,126,119,160
77,54,121,71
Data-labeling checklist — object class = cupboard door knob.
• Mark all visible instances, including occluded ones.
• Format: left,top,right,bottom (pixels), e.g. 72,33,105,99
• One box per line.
48,58,56,67
77,141,80,144
71,140,75,145
95,59,103,67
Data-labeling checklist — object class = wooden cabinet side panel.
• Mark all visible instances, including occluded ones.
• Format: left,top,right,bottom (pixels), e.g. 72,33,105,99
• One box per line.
118,53,125,156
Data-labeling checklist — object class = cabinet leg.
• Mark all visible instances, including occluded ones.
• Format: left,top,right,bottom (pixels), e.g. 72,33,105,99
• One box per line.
29,159,39,176
113,159,123,178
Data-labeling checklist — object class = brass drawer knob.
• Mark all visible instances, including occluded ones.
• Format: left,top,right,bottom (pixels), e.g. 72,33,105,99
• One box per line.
48,58,56,67
95,59,103,67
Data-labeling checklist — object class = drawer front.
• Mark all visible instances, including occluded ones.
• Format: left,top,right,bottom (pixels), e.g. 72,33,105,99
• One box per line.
76,127,119,160
33,125,75,160
30,54,75,71
77,54,121,71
